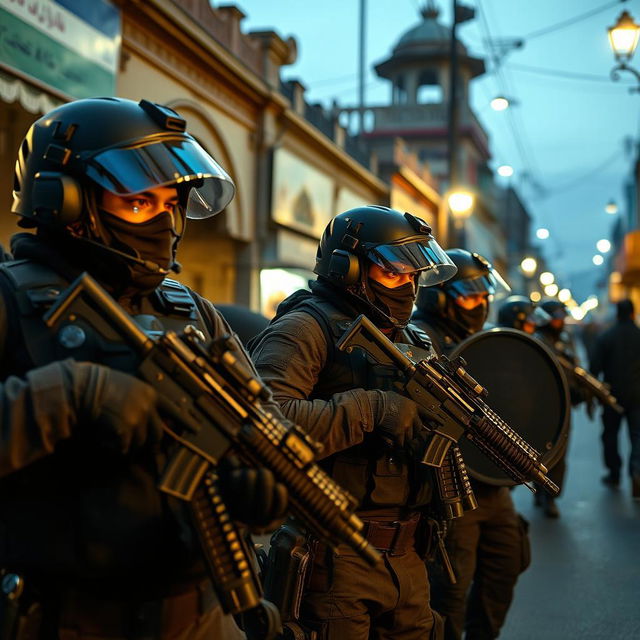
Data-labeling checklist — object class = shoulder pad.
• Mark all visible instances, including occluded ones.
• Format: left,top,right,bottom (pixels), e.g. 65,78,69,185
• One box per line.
155,278,197,317
405,323,433,350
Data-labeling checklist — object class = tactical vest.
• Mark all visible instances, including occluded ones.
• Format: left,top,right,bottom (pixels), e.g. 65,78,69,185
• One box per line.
0,259,209,585
292,295,435,511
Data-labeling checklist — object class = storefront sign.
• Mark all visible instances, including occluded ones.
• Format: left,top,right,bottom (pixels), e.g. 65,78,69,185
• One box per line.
0,0,120,98
272,147,333,239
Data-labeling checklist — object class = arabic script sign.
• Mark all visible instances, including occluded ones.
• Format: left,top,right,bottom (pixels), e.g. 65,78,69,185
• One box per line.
0,0,120,98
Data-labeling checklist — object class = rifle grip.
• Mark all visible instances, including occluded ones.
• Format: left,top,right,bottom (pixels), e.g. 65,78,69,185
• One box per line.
191,471,263,615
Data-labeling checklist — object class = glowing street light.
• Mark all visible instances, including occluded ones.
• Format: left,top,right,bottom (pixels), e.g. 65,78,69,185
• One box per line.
596,239,611,253
558,288,572,303
520,257,538,276
608,10,640,91
448,191,475,219
490,97,510,111
593,254,604,266
497,165,514,177
536,228,550,240
605,200,618,214
539,271,555,286
530,291,542,303
609,10,640,60
544,283,559,297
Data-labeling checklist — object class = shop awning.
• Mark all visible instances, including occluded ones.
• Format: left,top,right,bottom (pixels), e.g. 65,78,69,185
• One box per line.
0,70,63,114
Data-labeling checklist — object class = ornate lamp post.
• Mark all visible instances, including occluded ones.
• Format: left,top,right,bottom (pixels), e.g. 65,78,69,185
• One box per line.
608,10,640,92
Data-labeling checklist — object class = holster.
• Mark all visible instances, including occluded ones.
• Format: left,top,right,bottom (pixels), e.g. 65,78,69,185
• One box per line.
263,522,315,624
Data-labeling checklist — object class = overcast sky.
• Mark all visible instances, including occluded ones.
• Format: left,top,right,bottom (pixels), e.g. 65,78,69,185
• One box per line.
234,0,640,303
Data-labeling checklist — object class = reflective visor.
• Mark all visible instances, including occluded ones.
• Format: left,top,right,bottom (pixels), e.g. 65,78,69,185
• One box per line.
83,136,236,219
531,307,552,326
366,237,458,286
448,268,511,298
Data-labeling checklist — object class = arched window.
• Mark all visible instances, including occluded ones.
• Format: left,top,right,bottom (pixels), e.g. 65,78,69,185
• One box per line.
416,70,443,104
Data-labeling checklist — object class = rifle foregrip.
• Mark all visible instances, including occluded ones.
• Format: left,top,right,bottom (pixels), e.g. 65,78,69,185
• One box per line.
191,471,263,614
469,403,559,496
242,419,380,566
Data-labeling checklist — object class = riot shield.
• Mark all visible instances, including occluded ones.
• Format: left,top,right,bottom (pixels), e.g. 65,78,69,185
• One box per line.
450,327,570,486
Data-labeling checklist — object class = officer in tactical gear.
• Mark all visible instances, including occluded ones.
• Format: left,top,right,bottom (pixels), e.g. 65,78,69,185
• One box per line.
412,249,531,640
249,206,456,639
497,294,550,336
0,97,288,639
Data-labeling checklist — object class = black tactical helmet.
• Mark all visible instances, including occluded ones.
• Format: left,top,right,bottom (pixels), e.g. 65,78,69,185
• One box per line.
415,249,510,314
497,295,550,332
540,299,568,320
441,249,511,299
13,97,235,228
314,205,456,287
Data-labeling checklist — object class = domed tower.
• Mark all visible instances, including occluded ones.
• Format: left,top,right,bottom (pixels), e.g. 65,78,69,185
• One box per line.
367,2,487,187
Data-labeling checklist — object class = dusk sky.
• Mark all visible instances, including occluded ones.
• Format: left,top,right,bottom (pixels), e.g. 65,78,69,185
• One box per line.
235,0,640,304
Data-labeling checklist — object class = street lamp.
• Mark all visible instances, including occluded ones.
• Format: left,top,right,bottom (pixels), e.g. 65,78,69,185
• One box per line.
539,271,554,286
593,254,604,266
520,257,538,276
608,10,640,92
536,227,550,240
544,283,559,297
448,191,474,217
497,165,514,177
605,199,618,214
596,239,611,253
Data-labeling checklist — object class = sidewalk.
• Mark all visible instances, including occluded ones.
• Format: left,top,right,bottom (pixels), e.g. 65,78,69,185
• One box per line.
502,405,640,639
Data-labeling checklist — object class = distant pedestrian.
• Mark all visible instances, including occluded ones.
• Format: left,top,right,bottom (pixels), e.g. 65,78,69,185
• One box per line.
590,299,640,498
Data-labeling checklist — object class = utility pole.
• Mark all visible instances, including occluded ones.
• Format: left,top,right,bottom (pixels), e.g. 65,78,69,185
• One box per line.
358,0,366,135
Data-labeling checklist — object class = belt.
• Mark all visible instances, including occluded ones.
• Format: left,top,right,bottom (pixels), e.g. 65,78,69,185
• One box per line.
56,580,217,640
360,512,421,556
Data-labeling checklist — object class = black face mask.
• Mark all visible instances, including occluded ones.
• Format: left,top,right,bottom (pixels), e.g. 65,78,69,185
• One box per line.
451,300,488,335
100,211,180,292
369,279,416,329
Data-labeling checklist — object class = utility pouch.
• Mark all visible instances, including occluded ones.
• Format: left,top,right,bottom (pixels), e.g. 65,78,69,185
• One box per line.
263,522,314,624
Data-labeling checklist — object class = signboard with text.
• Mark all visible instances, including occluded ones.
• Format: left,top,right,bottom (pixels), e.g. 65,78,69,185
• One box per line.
0,0,120,98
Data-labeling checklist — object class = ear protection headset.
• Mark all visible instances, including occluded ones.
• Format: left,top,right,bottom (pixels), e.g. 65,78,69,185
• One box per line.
326,220,364,286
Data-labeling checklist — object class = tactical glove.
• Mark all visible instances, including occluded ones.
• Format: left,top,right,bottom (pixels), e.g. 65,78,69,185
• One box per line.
219,455,289,533
63,360,164,454
376,390,431,448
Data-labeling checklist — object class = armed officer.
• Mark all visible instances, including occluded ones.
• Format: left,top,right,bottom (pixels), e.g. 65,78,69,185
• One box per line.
250,206,457,639
0,97,288,639
497,294,550,336
412,249,530,640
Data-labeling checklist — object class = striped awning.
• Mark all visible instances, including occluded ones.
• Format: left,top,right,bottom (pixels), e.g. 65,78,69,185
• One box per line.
0,69,63,114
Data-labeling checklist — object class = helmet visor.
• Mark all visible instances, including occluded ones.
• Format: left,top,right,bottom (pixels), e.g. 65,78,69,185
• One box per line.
84,136,236,219
448,267,511,298
367,237,458,286
530,306,552,326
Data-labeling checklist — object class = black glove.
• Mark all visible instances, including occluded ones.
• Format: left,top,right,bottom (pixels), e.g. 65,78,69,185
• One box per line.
64,360,164,454
218,456,289,533
377,390,430,448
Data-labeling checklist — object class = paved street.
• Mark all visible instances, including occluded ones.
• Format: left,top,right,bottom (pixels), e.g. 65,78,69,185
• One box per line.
502,405,640,639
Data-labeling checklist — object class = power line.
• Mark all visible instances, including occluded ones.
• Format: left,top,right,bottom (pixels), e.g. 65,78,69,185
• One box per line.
507,62,634,84
522,0,622,41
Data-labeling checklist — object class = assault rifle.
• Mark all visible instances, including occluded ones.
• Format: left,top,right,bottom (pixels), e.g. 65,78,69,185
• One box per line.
337,315,560,505
554,349,623,414
43,273,380,636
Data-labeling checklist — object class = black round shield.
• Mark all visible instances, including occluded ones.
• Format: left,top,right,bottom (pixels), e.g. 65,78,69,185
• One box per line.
450,327,570,486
